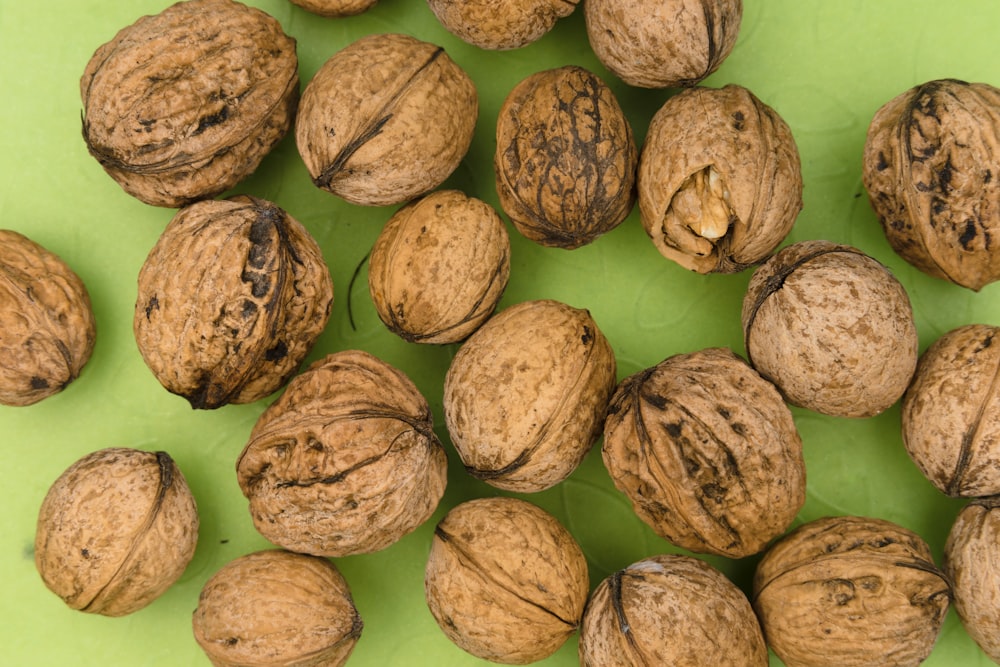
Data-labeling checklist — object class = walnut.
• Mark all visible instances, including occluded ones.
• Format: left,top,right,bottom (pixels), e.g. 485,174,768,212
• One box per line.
638,84,803,273
295,33,478,207
0,230,96,406
426,0,579,50
288,0,377,17
134,195,333,409
34,448,199,617
494,65,637,249
80,0,298,208
424,496,589,664
236,349,448,557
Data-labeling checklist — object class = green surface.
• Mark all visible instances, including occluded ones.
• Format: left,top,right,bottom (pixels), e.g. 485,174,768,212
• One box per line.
2,0,1000,665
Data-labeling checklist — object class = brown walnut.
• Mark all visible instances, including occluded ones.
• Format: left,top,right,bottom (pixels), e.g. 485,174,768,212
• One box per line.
288,0,377,17
427,0,580,50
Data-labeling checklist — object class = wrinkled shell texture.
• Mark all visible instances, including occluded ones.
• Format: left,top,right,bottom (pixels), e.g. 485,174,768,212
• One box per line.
495,65,637,249
753,515,952,667
579,554,768,667
638,84,802,273
902,324,1000,497
585,0,742,88
427,0,579,50
288,0,377,17
193,550,363,667
602,347,805,558
368,190,511,344
236,350,448,557
443,299,617,492
80,0,299,208
34,448,199,617
0,230,96,406
741,240,918,418
863,79,1000,291
295,33,478,207
425,497,589,664
134,195,333,409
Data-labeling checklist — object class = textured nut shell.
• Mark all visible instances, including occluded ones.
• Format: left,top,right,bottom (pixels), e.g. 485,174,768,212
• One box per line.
585,0,742,88
638,85,802,273
443,299,617,492
752,515,951,667
427,0,579,50
425,497,589,664
741,240,918,418
236,350,447,557
902,324,1000,497
579,554,768,667
34,448,199,617
193,550,363,667
863,79,1000,291
368,190,511,344
80,0,298,208
0,230,96,406
134,195,333,409
495,66,637,249
602,347,805,558
296,33,478,206
288,0,377,17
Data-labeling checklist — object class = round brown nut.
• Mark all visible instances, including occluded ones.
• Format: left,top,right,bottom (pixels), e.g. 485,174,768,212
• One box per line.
288,0,377,17
81,0,299,208
35,447,199,617
443,299,617,492
579,554,768,667
368,189,511,344
295,33,478,207
134,195,333,409
638,85,803,273
236,349,448,557
0,230,96,406
192,549,363,667
426,0,579,50
863,79,1000,291
741,240,918,418
425,496,589,664
495,65,637,249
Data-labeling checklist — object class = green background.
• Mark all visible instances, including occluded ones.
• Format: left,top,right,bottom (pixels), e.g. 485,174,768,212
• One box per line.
3,0,1000,664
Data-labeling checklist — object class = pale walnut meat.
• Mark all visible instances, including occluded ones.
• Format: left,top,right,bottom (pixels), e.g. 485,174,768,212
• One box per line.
427,0,580,51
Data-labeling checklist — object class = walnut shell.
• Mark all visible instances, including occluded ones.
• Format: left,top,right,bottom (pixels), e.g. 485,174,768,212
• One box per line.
579,554,768,667
81,0,298,208
0,230,96,406
863,79,1000,291
424,496,589,664
741,240,918,418
134,195,333,409
288,0,377,17
34,448,199,617
368,189,511,344
494,65,637,249
602,347,805,558
426,0,579,50
443,299,617,492
638,84,803,273
752,515,952,667
295,33,478,207
192,549,363,667
585,0,742,89
236,349,448,557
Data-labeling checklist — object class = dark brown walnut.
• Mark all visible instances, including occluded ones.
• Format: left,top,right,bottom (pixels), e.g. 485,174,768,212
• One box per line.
236,349,448,557
426,0,580,50
193,549,363,667
35,447,199,617
638,85,802,273
863,79,1000,291
602,347,805,558
296,33,478,207
443,299,617,492
80,0,298,208
495,65,637,249
368,189,511,344
741,240,918,418
134,195,333,409
579,554,768,667
0,230,96,406
425,496,589,664
288,0,377,17
752,515,952,667
585,0,742,89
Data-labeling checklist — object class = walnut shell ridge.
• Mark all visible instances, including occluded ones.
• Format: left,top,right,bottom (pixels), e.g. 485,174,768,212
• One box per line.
288,0,377,17
427,0,580,51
